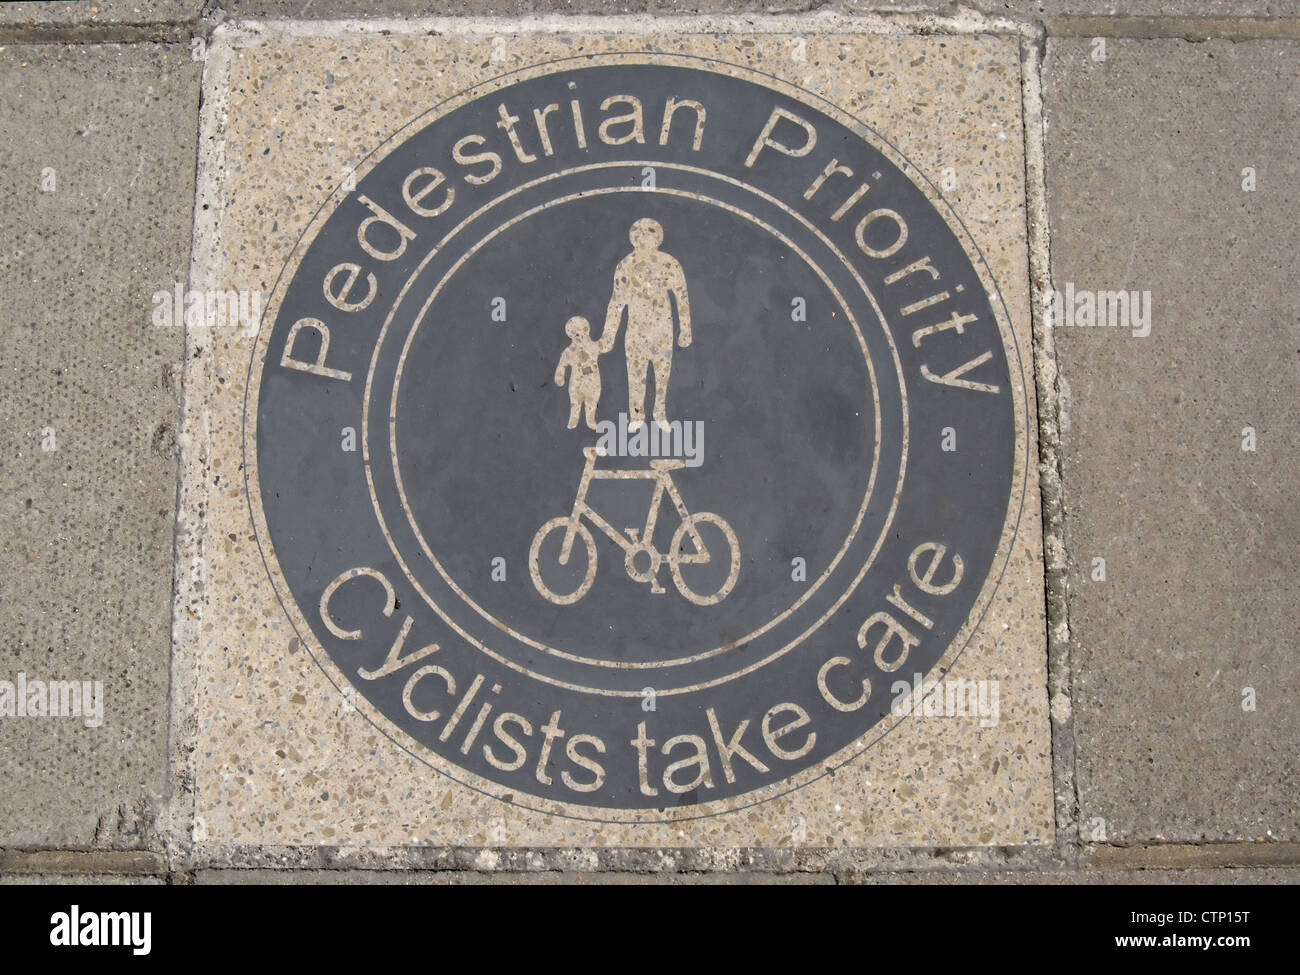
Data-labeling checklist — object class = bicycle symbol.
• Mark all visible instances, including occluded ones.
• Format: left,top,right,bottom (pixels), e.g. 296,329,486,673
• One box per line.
529,446,740,606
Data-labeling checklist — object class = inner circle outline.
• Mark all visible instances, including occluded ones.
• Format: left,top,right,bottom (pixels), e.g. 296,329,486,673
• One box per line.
384,178,888,676
360,166,912,697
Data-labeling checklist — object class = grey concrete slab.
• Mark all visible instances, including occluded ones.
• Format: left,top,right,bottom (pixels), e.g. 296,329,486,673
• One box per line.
976,1,1300,18
0,850,164,873
195,868,836,883
0,874,166,884
1043,37,1300,842
214,0,1300,20
200,865,1300,883
838,867,1300,884
214,0,830,19
5,0,1297,37
1086,842,1300,869
0,2,205,41
843,1,1300,20
0,43,201,847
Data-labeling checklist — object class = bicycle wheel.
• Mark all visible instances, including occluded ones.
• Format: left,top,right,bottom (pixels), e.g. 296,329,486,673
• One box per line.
669,512,740,606
529,517,597,605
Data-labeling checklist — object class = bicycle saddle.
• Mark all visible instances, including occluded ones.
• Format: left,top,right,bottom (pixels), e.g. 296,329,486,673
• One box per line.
649,458,686,471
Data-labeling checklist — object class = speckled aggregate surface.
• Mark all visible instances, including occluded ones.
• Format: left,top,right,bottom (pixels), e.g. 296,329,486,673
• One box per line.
178,27,1050,850
0,42,199,848
1045,37,1300,843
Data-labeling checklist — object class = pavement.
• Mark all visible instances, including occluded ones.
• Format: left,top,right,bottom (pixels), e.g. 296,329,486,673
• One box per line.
0,0,1296,885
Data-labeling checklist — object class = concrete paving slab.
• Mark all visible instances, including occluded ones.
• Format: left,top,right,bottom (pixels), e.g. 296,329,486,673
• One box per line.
176,21,1049,854
0,43,201,846
0,873,166,884
213,1,1300,22
195,868,835,883
216,0,833,17
955,1,1300,18
199,864,1300,883
0,850,164,873
0,2,205,41
837,866,1300,884
1043,37,1300,842
1085,841,1300,870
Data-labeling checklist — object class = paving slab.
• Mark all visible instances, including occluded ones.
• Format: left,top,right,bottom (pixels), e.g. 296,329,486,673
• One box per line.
195,868,835,883
0,43,201,846
0,873,167,884
215,0,833,17
837,866,1300,884
0,850,164,873
952,1,1300,18
200,865,1300,883
0,2,205,41
1043,37,1300,842
212,1,1300,22
1085,841,1300,870
175,22,1050,854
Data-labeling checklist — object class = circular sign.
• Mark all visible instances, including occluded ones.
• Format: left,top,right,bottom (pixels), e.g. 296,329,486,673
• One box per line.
246,53,1025,820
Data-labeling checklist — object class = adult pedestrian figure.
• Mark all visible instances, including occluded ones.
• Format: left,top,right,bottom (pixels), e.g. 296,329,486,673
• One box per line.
598,218,692,427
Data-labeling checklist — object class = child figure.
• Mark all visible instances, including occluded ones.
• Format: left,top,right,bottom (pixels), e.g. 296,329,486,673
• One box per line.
554,315,602,430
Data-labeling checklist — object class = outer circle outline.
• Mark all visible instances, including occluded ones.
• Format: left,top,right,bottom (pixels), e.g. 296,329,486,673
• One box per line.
242,51,1030,824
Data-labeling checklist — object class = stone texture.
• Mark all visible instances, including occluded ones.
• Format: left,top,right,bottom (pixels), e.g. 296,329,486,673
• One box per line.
1085,842,1300,869
189,864,1300,883
214,1,850,20
848,1,1300,18
979,1,1300,18
837,866,1300,884
0,850,164,873
0,43,200,846
0,873,167,884
1044,37,1300,842
217,0,816,14
195,868,835,883
214,1,1300,20
0,2,205,40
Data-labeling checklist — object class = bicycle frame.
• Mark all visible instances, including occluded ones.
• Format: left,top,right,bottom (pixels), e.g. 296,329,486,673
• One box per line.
530,447,737,606
560,447,695,564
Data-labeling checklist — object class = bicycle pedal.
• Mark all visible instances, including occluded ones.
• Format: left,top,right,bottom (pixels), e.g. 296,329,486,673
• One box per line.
624,528,640,542
649,581,666,594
